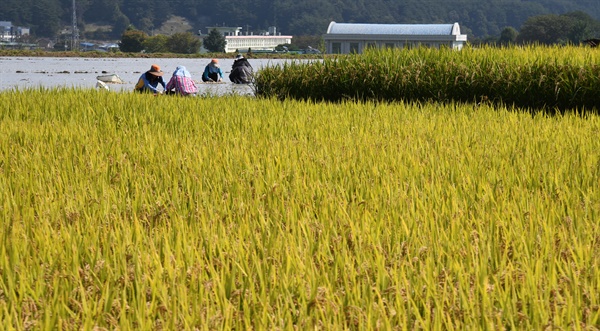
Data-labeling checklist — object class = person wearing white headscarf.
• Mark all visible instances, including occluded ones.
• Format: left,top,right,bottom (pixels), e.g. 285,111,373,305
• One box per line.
165,65,198,96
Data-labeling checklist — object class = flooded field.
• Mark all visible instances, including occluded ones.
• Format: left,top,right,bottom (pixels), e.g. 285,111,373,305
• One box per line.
0,57,296,95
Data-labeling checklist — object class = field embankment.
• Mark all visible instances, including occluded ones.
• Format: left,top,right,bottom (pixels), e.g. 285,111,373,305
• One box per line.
0,89,599,329
0,49,322,60
255,46,600,112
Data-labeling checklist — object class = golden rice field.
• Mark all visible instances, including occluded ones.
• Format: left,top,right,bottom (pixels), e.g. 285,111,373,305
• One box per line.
0,89,599,330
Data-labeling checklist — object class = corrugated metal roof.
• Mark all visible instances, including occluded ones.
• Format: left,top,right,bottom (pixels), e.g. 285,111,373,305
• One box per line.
327,22,455,36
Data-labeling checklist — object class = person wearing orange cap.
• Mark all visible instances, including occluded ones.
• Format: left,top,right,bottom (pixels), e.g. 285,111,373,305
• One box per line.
201,58,224,82
134,64,167,94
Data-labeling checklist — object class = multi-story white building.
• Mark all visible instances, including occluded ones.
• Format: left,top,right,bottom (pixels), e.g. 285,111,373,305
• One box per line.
323,21,467,54
199,26,292,53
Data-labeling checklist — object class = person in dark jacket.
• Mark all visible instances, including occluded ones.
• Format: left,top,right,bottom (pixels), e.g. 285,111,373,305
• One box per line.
202,58,224,82
229,54,253,84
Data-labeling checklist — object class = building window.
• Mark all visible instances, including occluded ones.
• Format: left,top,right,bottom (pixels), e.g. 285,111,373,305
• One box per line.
332,42,341,54
350,42,359,53
385,43,395,48
366,42,377,49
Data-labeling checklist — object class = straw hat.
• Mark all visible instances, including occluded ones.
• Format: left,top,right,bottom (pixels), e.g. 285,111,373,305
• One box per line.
148,64,164,76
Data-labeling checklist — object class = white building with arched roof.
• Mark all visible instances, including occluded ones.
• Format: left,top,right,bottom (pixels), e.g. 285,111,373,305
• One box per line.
323,22,467,54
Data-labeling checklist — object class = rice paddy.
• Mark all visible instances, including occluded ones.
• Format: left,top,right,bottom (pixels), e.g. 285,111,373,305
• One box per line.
0,50,599,330
255,45,600,112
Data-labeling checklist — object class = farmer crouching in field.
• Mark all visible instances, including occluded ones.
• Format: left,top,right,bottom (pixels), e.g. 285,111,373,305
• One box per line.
229,54,253,84
165,65,198,96
202,59,224,82
135,64,166,94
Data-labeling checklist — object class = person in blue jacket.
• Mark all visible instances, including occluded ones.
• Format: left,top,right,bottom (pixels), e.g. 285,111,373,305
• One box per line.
134,64,166,94
202,59,224,82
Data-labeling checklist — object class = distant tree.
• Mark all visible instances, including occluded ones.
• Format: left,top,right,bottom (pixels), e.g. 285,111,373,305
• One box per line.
30,0,62,38
165,32,201,54
143,35,169,53
287,14,331,36
83,0,122,23
562,11,600,44
111,14,131,38
4,0,600,42
119,27,147,52
119,0,155,32
517,14,571,45
498,27,518,46
517,12,600,45
203,29,226,53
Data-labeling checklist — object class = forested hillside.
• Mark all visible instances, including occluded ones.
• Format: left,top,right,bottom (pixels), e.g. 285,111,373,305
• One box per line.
1,0,599,40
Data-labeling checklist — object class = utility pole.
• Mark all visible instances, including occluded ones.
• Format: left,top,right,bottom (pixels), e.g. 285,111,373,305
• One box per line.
72,0,79,51
273,0,278,29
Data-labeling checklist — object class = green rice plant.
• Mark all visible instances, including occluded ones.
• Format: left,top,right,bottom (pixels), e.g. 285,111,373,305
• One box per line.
0,88,599,330
254,45,600,112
